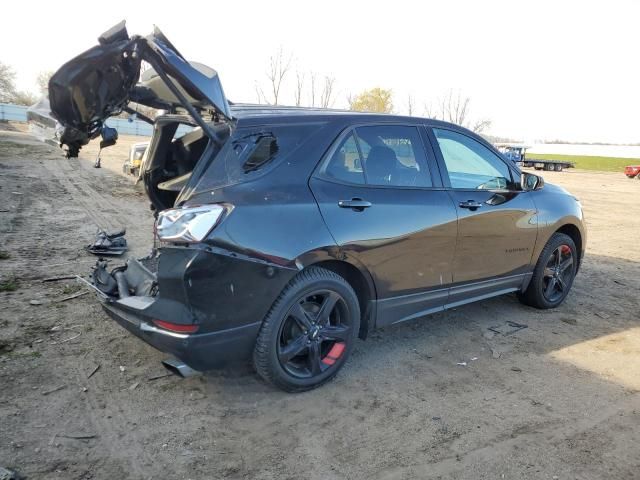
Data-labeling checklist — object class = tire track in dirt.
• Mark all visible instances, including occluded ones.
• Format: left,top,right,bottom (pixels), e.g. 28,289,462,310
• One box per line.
377,392,640,479
36,155,159,477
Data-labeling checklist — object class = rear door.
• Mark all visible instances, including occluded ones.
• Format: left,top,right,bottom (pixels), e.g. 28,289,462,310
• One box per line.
310,124,458,327
428,127,538,305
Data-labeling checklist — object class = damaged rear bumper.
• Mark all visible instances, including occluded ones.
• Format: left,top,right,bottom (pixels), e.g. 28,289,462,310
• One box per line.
101,297,261,371
90,245,295,371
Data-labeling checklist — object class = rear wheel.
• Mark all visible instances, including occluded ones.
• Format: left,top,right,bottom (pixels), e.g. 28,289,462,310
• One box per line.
555,164,563,172
519,233,577,309
253,267,360,392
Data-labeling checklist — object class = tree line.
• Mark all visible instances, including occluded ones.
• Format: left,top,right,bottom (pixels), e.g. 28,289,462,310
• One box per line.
2,52,491,134
253,48,491,133
0,62,51,106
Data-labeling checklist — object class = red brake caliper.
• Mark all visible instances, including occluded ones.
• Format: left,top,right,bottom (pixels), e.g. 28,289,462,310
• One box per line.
322,342,346,366
560,245,571,255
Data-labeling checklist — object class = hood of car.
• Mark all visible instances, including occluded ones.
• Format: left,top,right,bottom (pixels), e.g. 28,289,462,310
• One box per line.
48,21,231,157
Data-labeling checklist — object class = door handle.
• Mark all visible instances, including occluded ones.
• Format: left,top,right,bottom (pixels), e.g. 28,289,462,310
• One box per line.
338,198,372,211
459,200,483,210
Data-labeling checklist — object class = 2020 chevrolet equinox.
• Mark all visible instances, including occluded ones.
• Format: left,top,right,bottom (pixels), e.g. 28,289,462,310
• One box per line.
47,22,586,391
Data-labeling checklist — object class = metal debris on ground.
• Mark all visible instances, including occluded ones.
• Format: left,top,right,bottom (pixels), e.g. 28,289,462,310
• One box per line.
87,364,101,379
42,275,77,283
59,433,97,440
56,290,89,303
42,385,66,396
148,372,173,381
86,228,127,256
488,321,528,336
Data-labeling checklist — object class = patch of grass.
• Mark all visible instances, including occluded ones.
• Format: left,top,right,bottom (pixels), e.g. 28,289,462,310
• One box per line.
0,251,10,260
526,153,639,172
0,275,18,292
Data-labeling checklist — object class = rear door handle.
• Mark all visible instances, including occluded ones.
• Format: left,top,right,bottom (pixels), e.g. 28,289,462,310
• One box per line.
459,200,483,210
338,198,372,211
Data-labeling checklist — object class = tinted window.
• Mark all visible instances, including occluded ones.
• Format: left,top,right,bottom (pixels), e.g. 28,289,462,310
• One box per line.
192,124,318,192
434,128,512,190
356,125,432,187
324,133,365,185
323,125,432,187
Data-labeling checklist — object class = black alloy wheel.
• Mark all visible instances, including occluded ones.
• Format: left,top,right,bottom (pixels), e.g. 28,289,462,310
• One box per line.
254,267,360,392
541,244,574,303
519,232,578,309
277,290,351,379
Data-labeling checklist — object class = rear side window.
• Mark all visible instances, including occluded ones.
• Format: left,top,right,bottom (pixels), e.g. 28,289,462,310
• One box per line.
323,125,432,187
191,124,319,192
324,133,365,185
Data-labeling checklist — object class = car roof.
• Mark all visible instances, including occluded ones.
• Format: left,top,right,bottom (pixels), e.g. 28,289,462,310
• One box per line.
229,103,455,128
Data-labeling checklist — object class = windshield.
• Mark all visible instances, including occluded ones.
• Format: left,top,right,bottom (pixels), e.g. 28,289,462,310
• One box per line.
191,123,320,193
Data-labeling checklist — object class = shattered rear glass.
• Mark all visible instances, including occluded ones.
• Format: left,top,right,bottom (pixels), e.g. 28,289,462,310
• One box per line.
191,123,320,193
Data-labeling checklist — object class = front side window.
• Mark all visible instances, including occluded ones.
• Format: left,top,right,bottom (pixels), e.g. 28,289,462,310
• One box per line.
323,125,432,187
433,128,512,190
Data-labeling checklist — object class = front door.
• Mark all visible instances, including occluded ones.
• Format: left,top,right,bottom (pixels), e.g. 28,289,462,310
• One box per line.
310,124,458,326
429,127,538,305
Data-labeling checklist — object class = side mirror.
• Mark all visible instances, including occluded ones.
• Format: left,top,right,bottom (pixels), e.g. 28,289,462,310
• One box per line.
521,172,544,191
99,126,118,149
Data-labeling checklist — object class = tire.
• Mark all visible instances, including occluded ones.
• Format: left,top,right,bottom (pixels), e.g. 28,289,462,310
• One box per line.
253,267,360,392
519,233,578,309
555,164,563,172
544,164,553,171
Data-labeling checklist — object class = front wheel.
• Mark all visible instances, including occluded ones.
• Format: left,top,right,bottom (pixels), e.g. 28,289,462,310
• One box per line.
253,267,360,392
519,233,578,309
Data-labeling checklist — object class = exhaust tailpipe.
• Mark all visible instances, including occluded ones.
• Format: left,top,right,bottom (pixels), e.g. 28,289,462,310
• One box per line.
162,358,198,378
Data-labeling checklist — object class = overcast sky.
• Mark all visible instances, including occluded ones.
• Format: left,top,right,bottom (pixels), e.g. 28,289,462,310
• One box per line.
2,0,638,143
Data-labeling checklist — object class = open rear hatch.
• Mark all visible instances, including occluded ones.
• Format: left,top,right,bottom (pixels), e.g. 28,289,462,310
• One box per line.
48,20,232,158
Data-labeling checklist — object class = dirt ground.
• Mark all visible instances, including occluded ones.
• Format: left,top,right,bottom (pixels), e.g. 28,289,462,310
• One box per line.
1,123,639,480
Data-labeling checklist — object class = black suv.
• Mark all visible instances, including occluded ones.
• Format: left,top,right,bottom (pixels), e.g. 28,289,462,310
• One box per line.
48,23,586,391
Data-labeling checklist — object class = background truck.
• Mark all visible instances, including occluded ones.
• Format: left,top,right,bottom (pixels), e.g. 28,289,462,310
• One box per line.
496,144,574,172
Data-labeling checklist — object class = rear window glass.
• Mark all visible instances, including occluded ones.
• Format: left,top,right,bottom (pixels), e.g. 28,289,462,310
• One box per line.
191,124,319,192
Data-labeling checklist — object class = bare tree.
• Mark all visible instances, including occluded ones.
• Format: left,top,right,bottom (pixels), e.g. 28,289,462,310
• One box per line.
470,118,492,134
36,70,54,95
423,101,436,119
0,62,16,103
11,90,38,106
441,89,470,125
294,71,304,107
319,76,335,108
309,72,317,107
424,90,491,133
407,94,415,116
264,47,292,105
